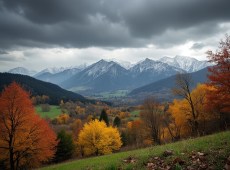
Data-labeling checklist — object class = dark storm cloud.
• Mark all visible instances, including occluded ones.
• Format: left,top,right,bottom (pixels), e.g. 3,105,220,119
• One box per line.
0,0,230,49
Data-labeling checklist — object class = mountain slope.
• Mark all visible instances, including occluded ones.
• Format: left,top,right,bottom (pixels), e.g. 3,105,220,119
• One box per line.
61,59,186,94
61,60,132,92
129,58,185,87
35,68,81,84
129,67,209,100
0,73,87,104
159,56,210,72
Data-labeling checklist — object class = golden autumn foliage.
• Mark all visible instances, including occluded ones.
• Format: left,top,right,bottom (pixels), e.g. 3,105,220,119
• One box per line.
56,113,70,124
75,106,85,115
169,84,215,137
78,120,122,156
168,99,190,137
119,111,130,119
0,82,57,170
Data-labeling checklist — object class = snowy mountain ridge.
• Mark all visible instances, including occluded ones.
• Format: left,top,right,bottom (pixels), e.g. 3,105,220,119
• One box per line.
130,58,183,73
8,67,37,76
158,55,211,72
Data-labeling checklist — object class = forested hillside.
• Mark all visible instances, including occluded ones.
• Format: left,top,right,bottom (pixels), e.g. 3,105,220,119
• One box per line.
0,73,87,104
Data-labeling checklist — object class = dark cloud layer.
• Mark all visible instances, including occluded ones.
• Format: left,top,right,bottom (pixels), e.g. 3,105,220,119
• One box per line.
0,0,230,49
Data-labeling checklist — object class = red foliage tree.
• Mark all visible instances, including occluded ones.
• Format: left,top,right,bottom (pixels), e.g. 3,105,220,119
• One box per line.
207,35,230,128
0,82,57,170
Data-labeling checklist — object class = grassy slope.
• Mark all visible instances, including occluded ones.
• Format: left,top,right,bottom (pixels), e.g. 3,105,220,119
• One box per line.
36,105,61,119
41,131,230,170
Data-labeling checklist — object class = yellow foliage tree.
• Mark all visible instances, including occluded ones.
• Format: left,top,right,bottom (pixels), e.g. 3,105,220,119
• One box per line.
168,99,190,137
56,113,70,124
75,106,85,115
169,84,215,136
78,120,122,156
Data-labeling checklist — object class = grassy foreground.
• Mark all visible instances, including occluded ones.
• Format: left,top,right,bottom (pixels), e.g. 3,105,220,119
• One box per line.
41,131,230,170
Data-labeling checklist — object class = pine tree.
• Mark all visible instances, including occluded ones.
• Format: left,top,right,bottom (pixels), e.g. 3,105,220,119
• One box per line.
99,109,109,126
54,130,75,162
113,116,121,127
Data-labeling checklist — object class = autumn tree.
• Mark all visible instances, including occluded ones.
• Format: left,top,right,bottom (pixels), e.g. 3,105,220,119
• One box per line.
55,113,70,124
126,120,150,146
169,84,215,137
0,82,57,170
140,97,163,145
172,73,199,136
99,109,109,126
162,109,181,142
207,34,230,129
54,130,75,163
41,103,50,112
70,119,83,139
78,120,122,156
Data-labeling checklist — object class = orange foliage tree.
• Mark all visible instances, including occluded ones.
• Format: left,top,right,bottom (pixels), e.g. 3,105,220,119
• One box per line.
207,34,230,129
0,82,57,170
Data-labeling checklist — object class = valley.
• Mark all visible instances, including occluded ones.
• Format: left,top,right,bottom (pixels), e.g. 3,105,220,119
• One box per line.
7,56,211,103
1,1,230,169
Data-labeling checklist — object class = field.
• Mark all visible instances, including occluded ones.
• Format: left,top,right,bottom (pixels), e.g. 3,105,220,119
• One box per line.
36,105,62,119
40,131,230,170
128,110,140,120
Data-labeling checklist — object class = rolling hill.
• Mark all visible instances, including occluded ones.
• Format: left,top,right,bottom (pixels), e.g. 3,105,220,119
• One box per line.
0,73,87,104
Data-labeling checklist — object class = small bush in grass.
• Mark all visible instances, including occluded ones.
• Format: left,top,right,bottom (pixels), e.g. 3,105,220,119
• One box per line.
41,104,50,112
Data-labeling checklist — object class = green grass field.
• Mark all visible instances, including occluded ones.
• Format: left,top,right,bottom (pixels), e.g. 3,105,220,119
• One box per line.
40,131,230,170
98,90,129,99
130,110,140,117
128,110,140,121
36,105,62,119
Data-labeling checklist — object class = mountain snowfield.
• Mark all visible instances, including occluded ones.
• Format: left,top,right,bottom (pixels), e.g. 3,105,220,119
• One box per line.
158,55,211,72
6,56,210,95
130,58,183,73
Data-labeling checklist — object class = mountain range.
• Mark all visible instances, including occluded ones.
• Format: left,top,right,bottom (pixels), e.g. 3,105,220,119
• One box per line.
129,67,209,101
5,56,211,95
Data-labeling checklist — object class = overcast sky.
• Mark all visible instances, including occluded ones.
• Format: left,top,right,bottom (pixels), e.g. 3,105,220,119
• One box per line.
0,0,230,72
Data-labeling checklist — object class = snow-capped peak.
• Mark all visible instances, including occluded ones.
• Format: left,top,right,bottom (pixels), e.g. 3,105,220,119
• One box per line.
106,58,134,69
159,55,211,72
8,67,37,76
83,59,125,78
130,58,182,73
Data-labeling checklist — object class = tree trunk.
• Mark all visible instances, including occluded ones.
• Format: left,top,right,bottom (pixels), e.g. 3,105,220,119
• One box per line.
10,147,14,170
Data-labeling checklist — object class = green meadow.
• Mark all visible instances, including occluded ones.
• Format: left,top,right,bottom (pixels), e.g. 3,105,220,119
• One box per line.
36,105,62,119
